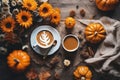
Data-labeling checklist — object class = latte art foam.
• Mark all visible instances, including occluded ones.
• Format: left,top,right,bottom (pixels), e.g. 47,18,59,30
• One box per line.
36,30,54,47
40,31,50,46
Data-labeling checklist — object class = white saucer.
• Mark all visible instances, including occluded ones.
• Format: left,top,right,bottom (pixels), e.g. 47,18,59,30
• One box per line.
30,25,61,55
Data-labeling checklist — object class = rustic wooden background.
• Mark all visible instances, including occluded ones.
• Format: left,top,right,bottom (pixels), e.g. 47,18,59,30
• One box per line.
0,0,120,80
49,0,120,20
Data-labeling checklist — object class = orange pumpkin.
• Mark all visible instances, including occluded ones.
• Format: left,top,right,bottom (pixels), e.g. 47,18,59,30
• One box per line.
74,66,92,80
7,50,30,71
84,23,106,44
65,17,76,28
95,0,119,11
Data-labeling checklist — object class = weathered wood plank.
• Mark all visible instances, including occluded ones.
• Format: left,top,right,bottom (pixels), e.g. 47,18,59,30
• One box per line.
49,0,98,19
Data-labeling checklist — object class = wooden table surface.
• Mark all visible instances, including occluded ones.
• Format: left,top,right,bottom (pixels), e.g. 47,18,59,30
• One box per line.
0,0,120,80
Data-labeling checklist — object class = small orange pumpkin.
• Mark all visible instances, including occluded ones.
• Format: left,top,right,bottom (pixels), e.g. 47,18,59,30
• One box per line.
95,0,119,11
84,23,106,44
7,50,30,71
73,66,92,80
65,17,76,28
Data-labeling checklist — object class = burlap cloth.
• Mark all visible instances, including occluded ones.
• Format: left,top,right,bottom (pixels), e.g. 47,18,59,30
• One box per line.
77,16,120,77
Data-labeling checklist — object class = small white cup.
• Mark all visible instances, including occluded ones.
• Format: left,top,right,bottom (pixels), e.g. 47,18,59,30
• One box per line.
62,34,79,52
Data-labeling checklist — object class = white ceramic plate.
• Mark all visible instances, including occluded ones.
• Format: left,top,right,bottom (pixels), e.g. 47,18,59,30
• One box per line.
30,25,61,55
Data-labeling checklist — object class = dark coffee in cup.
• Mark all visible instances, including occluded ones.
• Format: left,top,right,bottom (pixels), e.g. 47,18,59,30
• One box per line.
62,34,79,52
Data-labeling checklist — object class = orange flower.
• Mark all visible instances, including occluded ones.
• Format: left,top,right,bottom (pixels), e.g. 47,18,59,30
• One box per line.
38,2,53,18
16,10,33,28
1,16,15,32
54,8,61,13
22,0,38,11
51,9,61,25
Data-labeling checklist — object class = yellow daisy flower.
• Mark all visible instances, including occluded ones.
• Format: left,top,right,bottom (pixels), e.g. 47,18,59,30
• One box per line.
1,16,15,32
16,10,33,28
22,0,38,11
38,2,53,18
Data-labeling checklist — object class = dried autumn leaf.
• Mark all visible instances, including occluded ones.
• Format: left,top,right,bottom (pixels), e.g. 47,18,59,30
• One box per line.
38,71,51,80
54,72,60,80
80,9,85,17
50,56,60,65
26,68,38,80
4,32,20,44
80,47,95,59
69,10,76,18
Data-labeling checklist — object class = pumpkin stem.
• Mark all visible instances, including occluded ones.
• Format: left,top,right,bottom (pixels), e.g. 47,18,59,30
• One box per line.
94,31,98,36
69,22,71,26
81,76,86,80
14,58,19,67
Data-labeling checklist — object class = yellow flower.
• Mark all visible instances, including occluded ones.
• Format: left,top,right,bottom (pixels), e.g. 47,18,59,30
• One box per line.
38,2,53,18
22,0,38,11
16,10,33,28
1,16,15,32
51,9,61,25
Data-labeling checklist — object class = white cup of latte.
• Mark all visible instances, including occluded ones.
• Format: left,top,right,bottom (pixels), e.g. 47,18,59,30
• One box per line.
36,30,54,49
62,34,79,52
